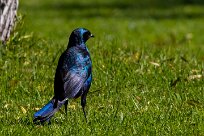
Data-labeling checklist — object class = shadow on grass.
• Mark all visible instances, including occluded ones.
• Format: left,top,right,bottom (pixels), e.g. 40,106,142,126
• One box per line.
22,0,204,20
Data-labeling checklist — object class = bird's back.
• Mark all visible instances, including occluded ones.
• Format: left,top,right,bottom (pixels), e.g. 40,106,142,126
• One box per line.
54,45,92,101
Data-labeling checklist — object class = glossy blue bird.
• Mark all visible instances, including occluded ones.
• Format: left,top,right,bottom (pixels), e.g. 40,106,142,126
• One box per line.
33,28,94,124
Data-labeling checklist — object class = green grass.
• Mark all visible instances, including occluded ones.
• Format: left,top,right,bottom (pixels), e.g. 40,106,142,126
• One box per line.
0,0,204,135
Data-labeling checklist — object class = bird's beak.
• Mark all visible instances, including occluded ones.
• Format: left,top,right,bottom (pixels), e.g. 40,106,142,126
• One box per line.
90,34,94,38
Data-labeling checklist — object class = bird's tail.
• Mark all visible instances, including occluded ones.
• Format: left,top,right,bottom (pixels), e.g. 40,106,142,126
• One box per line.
33,98,66,124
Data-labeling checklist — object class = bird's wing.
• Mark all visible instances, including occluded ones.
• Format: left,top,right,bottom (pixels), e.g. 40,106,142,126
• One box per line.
59,47,91,99
62,69,87,99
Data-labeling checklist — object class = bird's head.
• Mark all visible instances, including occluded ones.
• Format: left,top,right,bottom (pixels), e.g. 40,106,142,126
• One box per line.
68,28,94,46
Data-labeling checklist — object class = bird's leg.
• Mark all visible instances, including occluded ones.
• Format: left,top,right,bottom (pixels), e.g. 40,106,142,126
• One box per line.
48,119,51,125
81,93,87,122
64,100,68,116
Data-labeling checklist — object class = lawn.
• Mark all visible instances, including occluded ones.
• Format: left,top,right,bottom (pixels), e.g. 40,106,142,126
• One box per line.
0,0,204,135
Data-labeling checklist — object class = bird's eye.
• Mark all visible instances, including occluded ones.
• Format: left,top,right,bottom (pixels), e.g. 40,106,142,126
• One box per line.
83,31,90,40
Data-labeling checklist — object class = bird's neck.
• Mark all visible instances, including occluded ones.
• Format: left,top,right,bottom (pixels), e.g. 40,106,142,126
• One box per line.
67,41,87,49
